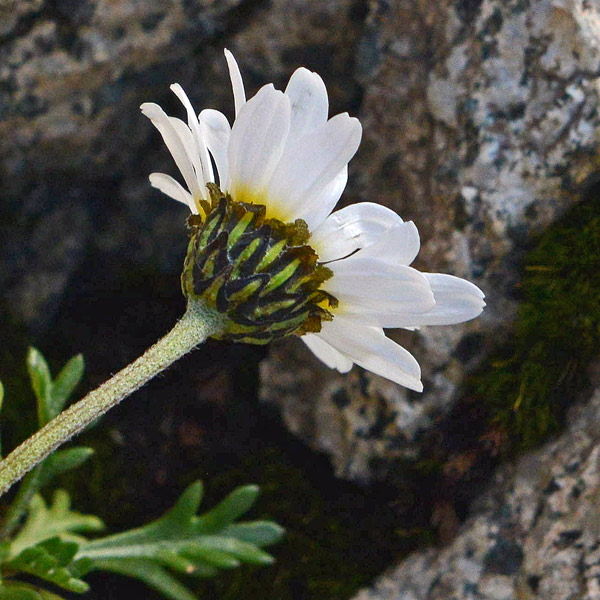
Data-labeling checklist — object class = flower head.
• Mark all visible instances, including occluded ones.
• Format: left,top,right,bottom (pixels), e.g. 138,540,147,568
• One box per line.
141,50,485,392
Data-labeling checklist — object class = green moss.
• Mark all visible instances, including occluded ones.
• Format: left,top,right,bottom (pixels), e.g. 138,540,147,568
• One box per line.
474,195,600,448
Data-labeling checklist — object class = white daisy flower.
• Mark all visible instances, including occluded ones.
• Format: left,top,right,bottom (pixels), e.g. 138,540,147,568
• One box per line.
141,49,485,392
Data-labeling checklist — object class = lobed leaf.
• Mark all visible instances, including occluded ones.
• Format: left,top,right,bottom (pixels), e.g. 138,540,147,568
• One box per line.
36,448,94,491
0,448,94,542
3,480,281,600
49,355,84,420
195,485,260,533
75,482,283,599
0,351,90,540
220,521,285,547
26,348,53,427
0,583,47,600
94,559,198,600
5,538,91,594
10,491,104,558
26,349,84,428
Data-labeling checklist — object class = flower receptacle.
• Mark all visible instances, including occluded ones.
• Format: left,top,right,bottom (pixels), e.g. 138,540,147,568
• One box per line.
181,185,336,345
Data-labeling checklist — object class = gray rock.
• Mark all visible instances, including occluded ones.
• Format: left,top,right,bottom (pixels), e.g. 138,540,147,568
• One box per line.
0,0,243,328
0,0,364,329
261,338,428,480
352,383,600,600
0,0,244,195
0,0,45,38
213,0,362,108
0,188,90,330
259,0,600,481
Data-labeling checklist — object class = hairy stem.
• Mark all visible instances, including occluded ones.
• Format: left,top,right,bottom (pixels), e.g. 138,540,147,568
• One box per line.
0,301,224,498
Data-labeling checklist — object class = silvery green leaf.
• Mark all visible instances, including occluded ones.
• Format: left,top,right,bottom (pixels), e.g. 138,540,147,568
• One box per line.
0,583,46,600
25,350,84,427
37,448,94,490
92,559,198,600
219,521,284,547
9,491,104,558
26,348,53,427
76,482,283,600
0,447,93,542
195,485,260,533
48,354,84,420
5,538,91,594
0,350,89,540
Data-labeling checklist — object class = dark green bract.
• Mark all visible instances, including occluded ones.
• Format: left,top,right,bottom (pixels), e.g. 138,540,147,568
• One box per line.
181,185,336,345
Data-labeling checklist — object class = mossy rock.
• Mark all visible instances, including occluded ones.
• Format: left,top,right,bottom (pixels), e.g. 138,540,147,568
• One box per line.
474,194,600,449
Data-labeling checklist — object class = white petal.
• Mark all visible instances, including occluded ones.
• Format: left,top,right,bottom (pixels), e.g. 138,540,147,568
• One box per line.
318,317,423,391
302,334,353,373
310,202,405,262
346,272,485,329
224,48,246,117
168,116,208,196
323,257,435,318
354,221,421,266
228,85,291,206
170,83,214,188
140,102,203,201
149,173,197,213
266,112,361,225
200,108,231,189
417,273,485,325
285,67,328,145
295,166,348,231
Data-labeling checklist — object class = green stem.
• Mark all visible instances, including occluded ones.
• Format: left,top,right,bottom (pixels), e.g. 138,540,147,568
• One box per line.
0,301,224,498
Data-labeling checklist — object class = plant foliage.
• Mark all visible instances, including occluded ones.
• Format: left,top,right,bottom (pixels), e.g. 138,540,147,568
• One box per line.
0,349,283,599
5,537,92,593
79,482,283,600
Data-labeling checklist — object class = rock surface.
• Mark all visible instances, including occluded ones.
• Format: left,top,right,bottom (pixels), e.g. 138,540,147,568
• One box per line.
352,381,600,600
0,0,240,327
260,0,600,481
0,0,245,190
0,0,363,328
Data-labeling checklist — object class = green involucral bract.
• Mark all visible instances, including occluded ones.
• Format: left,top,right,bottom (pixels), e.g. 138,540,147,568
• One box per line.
181,184,337,345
